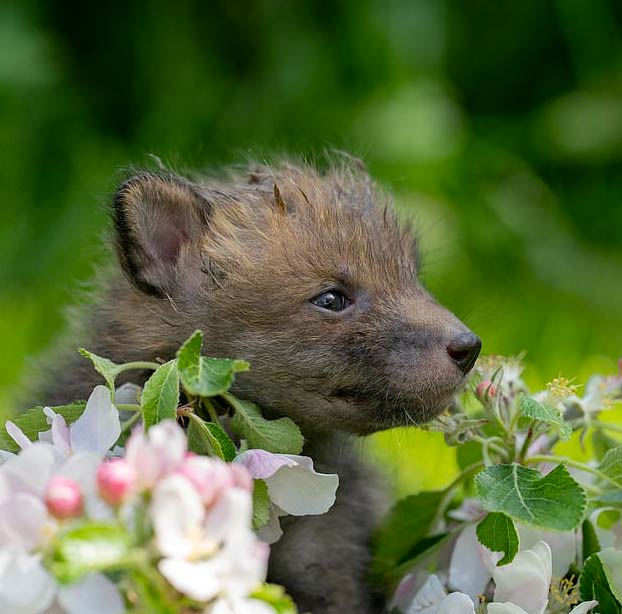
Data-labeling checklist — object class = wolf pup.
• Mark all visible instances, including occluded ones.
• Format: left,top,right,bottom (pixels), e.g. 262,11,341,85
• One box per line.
39,160,481,614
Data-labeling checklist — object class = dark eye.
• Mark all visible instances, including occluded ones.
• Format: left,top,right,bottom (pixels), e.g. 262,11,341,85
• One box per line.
310,290,351,312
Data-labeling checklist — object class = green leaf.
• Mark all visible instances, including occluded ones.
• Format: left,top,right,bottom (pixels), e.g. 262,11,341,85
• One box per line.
251,584,298,614
598,446,622,486
476,512,519,565
582,519,601,562
580,551,622,612
600,548,622,602
252,479,271,530
78,348,118,391
141,360,179,429
0,403,86,452
228,395,303,454
520,395,571,439
177,330,249,397
370,490,445,587
128,570,178,614
475,463,587,530
47,523,131,583
187,414,236,461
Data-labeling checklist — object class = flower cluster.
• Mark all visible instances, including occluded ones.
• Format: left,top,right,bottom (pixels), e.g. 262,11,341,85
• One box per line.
0,333,341,614
378,355,622,614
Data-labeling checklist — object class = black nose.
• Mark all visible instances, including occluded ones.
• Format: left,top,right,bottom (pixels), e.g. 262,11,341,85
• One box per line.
447,332,482,374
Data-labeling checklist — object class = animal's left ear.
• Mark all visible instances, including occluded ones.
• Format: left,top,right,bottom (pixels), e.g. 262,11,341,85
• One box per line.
112,172,210,297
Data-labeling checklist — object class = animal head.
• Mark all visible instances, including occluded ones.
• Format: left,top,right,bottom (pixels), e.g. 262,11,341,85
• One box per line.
112,160,480,435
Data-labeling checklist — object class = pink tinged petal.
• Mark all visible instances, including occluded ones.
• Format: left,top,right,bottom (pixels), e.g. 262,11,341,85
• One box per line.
145,420,187,472
437,593,476,614
230,463,253,492
0,493,48,551
234,449,297,479
49,415,71,456
569,601,599,614
493,541,552,614
449,525,499,599
151,475,204,559
159,558,222,602
5,421,33,450
405,574,447,614
177,457,234,506
57,572,125,614
70,386,121,456
487,604,529,614
263,457,338,516
0,551,56,614
125,429,165,489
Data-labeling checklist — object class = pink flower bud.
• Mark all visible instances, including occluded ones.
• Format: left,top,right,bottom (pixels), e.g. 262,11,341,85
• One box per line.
230,463,254,492
45,476,83,520
97,459,137,505
177,457,234,506
476,380,497,399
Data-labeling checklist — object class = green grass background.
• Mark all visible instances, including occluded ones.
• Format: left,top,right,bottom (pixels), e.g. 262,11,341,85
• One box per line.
1,0,621,495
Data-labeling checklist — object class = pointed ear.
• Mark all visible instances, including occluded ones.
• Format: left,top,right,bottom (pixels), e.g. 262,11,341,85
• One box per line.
112,173,210,296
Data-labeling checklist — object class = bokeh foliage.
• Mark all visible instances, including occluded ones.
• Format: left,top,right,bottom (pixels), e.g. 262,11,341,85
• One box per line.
1,0,620,494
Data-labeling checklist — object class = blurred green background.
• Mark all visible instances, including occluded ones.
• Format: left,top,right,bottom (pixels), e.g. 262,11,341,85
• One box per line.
1,0,621,494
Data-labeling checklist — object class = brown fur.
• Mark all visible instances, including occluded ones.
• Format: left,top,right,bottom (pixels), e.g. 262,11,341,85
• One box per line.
36,159,479,614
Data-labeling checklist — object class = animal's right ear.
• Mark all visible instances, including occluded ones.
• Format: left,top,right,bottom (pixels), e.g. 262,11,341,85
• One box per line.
112,173,210,297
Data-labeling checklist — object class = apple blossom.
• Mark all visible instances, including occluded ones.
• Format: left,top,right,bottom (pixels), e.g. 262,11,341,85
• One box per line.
7,386,121,458
0,442,124,614
235,449,338,543
45,476,83,520
176,455,235,506
96,459,137,506
124,419,187,489
151,472,268,608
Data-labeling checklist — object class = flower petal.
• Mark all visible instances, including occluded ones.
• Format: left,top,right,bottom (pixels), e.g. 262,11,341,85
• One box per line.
58,573,125,614
257,504,284,545
517,524,577,578
49,414,71,457
0,493,48,551
449,524,498,599
493,541,551,614
569,601,599,614
405,574,447,614
151,474,204,558
2,444,61,497
487,604,528,614
0,551,56,614
437,593,476,614
5,421,33,451
159,558,222,602
235,449,297,480
263,456,338,516
70,387,121,456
